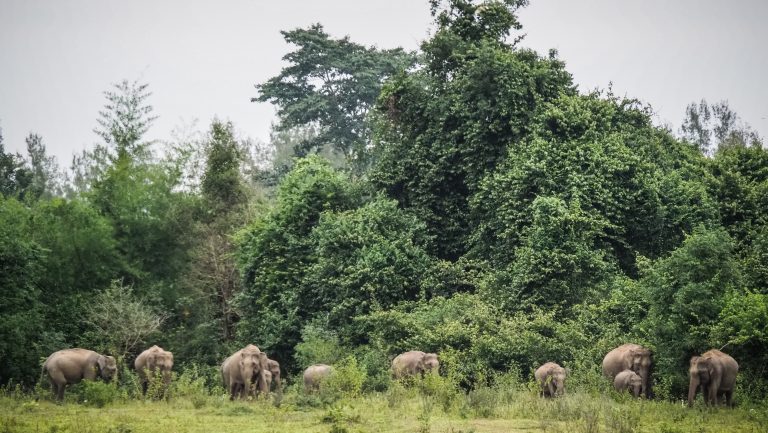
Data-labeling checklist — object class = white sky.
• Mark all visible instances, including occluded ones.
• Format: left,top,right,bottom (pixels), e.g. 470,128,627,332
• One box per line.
1,0,766,164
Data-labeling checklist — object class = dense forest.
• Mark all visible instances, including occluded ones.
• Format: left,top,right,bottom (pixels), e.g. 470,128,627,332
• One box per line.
2,0,767,404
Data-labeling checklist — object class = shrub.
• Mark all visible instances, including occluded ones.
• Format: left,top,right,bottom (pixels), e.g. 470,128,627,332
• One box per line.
80,381,120,407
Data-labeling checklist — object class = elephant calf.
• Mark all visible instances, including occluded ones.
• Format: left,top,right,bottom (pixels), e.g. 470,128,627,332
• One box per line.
391,351,439,379
602,343,652,398
267,359,281,393
688,349,738,407
303,364,333,392
134,345,174,395
43,348,117,401
534,362,566,398
614,370,642,397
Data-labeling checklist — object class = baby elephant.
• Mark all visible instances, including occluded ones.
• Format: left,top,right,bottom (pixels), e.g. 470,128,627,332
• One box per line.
614,369,643,397
534,362,566,398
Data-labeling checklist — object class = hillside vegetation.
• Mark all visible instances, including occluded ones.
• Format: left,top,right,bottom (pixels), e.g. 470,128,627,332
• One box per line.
1,2,767,426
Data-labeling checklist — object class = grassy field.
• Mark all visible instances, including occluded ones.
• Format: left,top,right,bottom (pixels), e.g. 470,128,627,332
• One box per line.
2,387,766,433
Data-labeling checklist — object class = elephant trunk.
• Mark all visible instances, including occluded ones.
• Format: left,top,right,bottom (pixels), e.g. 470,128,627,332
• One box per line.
687,376,699,407
639,366,650,397
257,370,269,396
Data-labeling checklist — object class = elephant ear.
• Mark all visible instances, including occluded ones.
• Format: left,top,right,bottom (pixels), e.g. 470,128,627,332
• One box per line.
97,355,108,372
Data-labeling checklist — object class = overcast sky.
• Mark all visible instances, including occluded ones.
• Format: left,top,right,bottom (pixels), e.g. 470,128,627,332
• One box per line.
1,0,766,164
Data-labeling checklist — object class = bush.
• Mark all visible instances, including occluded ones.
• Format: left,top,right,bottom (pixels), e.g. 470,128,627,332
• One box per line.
80,381,120,407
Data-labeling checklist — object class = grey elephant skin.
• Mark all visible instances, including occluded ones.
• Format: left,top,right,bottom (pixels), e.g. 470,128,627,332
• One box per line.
688,349,739,407
42,348,117,401
221,344,269,400
303,364,333,392
534,362,566,398
267,359,281,393
134,345,174,395
391,351,439,379
614,369,642,397
602,343,652,398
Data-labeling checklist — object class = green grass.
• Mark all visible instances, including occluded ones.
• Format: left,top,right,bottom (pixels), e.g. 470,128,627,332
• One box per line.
1,388,765,433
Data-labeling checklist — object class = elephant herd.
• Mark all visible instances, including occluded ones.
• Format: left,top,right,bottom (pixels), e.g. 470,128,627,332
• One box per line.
535,343,739,407
41,343,738,407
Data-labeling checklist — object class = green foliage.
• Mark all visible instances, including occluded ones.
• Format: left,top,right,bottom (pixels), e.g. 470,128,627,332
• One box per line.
83,281,166,358
304,197,434,340
372,42,574,259
0,197,45,385
201,120,248,215
294,323,344,368
79,381,120,407
236,156,360,363
254,24,415,169
0,133,32,199
641,226,742,396
483,196,614,311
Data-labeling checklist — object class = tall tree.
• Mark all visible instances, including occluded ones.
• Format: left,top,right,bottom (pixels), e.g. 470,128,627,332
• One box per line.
0,127,32,199
681,99,762,155
94,79,157,164
254,24,415,170
372,0,573,260
25,133,61,199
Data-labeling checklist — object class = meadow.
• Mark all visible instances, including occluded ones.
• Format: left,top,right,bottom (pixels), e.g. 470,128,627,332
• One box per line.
2,375,766,433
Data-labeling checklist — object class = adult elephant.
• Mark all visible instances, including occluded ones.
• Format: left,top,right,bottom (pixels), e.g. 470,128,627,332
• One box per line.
534,362,566,398
267,359,281,393
221,344,269,400
602,343,652,398
391,351,439,379
688,349,738,407
134,345,174,395
42,348,117,401
614,370,642,397
303,364,333,392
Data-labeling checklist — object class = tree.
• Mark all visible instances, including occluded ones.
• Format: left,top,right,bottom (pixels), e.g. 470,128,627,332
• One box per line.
0,197,46,385
371,1,573,260
254,24,415,170
641,227,742,396
302,197,435,341
236,156,360,364
681,99,762,155
25,133,61,199
0,128,32,199
84,281,166,359
94,79,157,164
200,120,248,217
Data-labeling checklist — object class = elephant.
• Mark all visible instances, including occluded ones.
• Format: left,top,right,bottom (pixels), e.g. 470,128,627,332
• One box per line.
303,364,333,392
534,362,566,398
688,349,739,407
614,369,642,397
221,344,269,400
602,343,652,398
267,359,281,393
134,345,174,395
391,351,439,379
263,369,273,392
42,348,117,401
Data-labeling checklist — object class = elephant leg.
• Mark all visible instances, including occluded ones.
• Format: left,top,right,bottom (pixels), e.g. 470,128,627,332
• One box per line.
56,383,65,401
725,390,733,407
229,383,238,401
141,380,148,395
